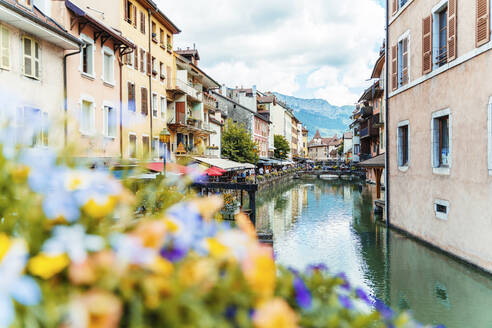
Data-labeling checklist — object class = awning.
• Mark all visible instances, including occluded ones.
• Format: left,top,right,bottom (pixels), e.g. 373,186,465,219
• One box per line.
193,157,255,171
147,162,191,174
358,154,385,168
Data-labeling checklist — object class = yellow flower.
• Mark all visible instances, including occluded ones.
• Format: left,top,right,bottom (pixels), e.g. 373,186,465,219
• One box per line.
149,257,174,277
82,196,118,219
206,238,229,258
132,220,167,249
28,253,70,279
253,298,298,328
191,196,223,221
178,258,217,291
163,218,179,233
0,234,12,261
69,290,122,328
242,245,276,300
11,165,30,182
235,213,257,240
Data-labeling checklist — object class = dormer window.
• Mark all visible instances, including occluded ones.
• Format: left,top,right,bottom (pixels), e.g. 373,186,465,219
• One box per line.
18,0,32,8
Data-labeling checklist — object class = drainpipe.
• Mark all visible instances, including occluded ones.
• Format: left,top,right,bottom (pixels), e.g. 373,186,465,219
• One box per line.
119,57,123,159
148,8,153,144
384,0,390,228
63,45,83,147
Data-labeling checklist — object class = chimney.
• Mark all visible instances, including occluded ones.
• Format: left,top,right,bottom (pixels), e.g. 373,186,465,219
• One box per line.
221,84,227,96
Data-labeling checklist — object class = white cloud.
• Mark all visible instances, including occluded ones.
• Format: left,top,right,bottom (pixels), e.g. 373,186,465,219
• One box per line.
157,0,385,106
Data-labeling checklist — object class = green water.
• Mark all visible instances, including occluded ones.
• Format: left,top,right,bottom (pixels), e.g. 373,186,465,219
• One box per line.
255,179,492,328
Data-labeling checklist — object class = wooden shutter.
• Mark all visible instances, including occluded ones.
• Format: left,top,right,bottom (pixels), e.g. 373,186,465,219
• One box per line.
391,45,398,91
1,27,10,69
422,15,433,75
140,11,145,34
124,0,128,21
147,52,151,76
132,5,137,28
140,49,144,73
392,0,398,15
141,88,148,115
448,0,457,61
166,66,172,88
476,0,490,47
134,46,138,68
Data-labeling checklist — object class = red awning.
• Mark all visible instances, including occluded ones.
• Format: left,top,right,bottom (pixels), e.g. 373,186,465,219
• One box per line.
205,166,223,177
147,162,189,174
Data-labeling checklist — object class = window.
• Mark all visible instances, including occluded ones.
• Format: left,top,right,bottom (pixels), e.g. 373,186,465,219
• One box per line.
103,105,117,138
398,37,409,86
18,0,32,7
140,11,146,34
23,36,40,79
152,22,157,42
1,26,10,70
141,87,148,115
393,0,408,14
80,100,95,135
166,34,172,51
434,199,449,220
80,35,95,77
19,108,47,147
437,8,448,67
431,109,452,174
129,134,137,159
125,49,134,68
159,62,165,81
125,1,137,27
128,82,136,112
152,56,157,76
152,93,158,118
142,136,150,159
102,48,114,84
160,29,165,47
397,122,409,168
160,96,166,120
152,137,159,159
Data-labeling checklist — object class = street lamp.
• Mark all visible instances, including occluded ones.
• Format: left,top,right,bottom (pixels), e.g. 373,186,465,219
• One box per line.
159,128,171,177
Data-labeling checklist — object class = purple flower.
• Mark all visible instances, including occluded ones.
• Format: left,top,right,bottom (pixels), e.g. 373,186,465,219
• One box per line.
435,325,446,328
374,298,394,320
160,245,187,262
293,275,312,309
338,294,353,309
336,272,351,290
307,263,328,272
225,306,237,320
355,287,372,306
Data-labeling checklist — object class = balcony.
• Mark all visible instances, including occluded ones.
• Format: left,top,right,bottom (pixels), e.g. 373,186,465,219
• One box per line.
175,78,203,102
361,106,373,119
203,93,216,109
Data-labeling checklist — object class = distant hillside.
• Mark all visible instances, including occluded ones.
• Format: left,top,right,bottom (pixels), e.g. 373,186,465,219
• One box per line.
274,93,353,138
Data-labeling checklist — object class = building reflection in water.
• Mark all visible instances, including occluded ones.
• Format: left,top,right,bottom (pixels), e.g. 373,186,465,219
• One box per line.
256,179,492,328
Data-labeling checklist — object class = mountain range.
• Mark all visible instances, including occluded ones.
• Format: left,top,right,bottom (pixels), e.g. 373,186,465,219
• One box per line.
273,93,353,139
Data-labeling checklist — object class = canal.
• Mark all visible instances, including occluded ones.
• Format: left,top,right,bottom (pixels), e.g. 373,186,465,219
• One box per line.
255,179,492,328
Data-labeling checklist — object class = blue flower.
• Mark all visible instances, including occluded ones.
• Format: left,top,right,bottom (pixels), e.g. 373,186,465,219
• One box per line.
0,236,41,327
336,272,351,290
293,275,312,310
307,263,328,273
160,245,188,263
19,148,58,193
110,233,157,266
42,190,80,223
42,225,105,263
374,298,394,320
338,294,353,310
355,287,372,306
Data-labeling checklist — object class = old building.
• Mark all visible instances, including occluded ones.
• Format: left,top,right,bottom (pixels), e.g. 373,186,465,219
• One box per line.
52,1,134,163
0,0,81,151
387,0,492,271
308,130,341,161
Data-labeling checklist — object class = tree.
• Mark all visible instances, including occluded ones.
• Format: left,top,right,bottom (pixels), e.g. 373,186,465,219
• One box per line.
221,119,256,163
337,142,344,156
274,135,290,159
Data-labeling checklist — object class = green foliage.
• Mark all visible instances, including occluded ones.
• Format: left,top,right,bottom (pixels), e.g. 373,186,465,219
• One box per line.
221,119,257,164
274,135,290,159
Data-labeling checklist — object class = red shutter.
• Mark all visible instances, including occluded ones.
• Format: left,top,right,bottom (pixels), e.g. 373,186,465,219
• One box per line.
391,45,398,91
422,15,433,75
476,0,490,47
448,0,457,61
392,0,398,15
147,52,151,76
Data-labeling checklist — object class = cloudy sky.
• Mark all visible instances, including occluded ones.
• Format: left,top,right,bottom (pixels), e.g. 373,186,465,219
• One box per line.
157,0,385,107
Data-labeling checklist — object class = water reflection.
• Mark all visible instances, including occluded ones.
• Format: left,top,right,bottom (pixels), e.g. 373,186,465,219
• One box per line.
256,179,492,328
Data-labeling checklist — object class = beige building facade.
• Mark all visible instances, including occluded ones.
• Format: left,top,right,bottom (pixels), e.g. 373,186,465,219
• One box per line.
388,0,492,272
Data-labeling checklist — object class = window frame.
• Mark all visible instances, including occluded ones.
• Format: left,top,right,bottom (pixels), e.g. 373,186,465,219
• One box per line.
431,108,452,175
432,0,449,69
128,82,136,112
152,136,160,160
397,120,410,171
101,46,115,85
142,134,150,159
397,31,410,87
152,92,158,119
80,33,95,78
434,199,450,220
103,102,117,139
160,95,167,120
22,36,40,80
128,133,137,159
0,25,11,70
80,96,96,136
